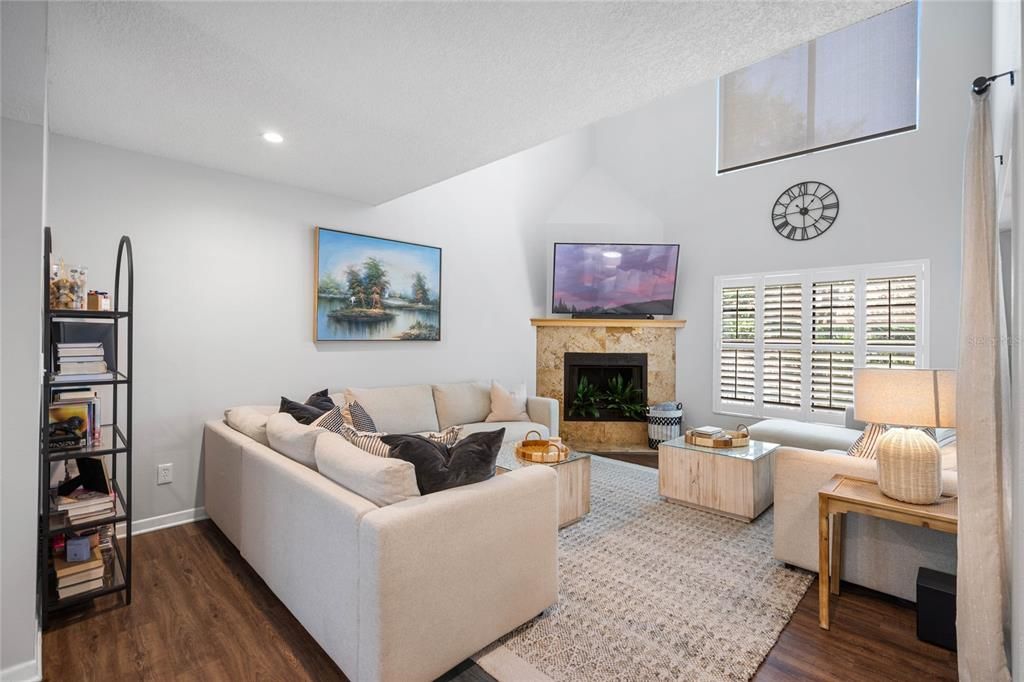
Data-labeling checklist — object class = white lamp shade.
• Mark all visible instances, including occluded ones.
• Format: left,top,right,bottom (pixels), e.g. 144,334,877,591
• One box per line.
853,369,956,428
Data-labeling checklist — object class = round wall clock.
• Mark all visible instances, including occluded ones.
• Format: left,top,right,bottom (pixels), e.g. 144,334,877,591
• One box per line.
771,181,839,241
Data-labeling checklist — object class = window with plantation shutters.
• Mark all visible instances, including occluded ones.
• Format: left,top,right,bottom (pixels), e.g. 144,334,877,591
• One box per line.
719,286,755,404
714,260,928,424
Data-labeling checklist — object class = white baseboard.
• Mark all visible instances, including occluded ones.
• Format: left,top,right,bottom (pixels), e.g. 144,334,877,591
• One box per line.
116,506,207,538
1,629,42,682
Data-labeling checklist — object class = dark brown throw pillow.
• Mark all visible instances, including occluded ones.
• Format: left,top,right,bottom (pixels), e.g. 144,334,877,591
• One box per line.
381,428,505,495
279,389,335,425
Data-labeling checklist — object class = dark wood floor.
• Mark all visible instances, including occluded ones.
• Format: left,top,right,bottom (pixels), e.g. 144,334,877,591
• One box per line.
43,461,957,681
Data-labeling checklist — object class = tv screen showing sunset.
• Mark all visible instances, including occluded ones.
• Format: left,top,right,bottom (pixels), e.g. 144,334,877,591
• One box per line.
552,243,679,315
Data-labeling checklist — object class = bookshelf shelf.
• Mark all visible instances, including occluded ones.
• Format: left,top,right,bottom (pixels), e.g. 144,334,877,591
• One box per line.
46,424,129,461
39,227,134,627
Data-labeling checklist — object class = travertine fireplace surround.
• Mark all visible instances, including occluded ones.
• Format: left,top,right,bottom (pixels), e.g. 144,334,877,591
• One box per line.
532,318,686,451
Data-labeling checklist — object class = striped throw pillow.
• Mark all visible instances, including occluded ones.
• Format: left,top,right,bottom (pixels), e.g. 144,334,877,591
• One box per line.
312,405,346,431
847,422,887,459
337,423,392,457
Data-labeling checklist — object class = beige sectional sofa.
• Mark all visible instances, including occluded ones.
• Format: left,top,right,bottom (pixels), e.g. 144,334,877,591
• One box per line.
750,412,957,601
202,382,560,682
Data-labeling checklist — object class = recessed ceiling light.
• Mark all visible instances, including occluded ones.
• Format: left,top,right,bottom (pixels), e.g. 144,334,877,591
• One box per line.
262,131,284,144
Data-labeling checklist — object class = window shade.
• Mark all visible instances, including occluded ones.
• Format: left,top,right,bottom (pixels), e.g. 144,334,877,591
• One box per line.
720,348,755,403
718,3,918,172
764,283,802,344
763,349,802,407
812,279,855,344
810,350,854,411
721,286,756,341
866,275,917,346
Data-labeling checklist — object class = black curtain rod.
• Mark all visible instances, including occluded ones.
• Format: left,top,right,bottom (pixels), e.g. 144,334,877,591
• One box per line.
973,70,1015,94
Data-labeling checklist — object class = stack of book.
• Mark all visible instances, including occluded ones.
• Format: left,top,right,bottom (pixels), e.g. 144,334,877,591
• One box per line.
54,547,106,599
54,342,112,382
691,425,726,438
51,488,115,525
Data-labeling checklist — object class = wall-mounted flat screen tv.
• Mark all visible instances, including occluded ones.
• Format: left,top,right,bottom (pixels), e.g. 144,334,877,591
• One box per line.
552,243,680,316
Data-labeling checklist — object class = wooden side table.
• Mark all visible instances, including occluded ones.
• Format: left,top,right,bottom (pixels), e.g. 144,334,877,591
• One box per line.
817,475,958,629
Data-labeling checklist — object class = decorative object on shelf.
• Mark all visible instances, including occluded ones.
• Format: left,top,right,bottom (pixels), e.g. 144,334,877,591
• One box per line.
49,259,88,309
853,368,957,504
771,181,839,242
684,426,750,449
65,536,92,562
515,429,570,464
315,227,441,341
647,402,684,449
87,290,111,311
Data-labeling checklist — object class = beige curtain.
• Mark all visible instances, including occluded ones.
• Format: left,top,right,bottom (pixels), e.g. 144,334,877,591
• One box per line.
957,90,1011,681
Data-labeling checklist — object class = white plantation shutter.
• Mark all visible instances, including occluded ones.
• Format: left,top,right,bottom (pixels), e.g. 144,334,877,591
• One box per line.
720,348,755,403
811,279,856,344
764,283,802,343
714,261,927,423
763,283,802,408
719,286,756,404
866,275,917,346
811,350,855,411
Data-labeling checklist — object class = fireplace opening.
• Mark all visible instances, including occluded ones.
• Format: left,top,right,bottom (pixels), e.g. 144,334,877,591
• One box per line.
563,352,648,422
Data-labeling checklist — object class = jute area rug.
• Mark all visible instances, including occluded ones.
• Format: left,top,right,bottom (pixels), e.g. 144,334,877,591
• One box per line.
474,455,812,682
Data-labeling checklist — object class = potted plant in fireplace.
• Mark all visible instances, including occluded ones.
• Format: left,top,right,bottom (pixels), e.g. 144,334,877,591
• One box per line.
568,375,646,421
568,376,602,419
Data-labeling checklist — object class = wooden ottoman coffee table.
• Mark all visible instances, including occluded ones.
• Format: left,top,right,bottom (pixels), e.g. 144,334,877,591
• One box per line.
657,436,779,522
496,447,591,528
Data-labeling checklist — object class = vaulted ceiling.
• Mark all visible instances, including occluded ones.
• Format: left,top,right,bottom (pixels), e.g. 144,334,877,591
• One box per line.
8,1,905,204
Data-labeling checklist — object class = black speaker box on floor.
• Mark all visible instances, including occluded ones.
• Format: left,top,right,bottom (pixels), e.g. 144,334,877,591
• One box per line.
916,567,957,651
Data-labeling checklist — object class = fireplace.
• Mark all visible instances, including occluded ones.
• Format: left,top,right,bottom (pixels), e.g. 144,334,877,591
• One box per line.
563,352,648,422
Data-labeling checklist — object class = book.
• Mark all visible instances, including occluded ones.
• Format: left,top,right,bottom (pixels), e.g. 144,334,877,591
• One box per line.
54,547,103,579
58,577,104,600
58,361,108,375
56,342,103,349
691,425,725,436
58,347,104,357
67,508,115,524
52,372,113,383
53,389,97,401
58,355,105,363
58,565,105,588
52,489,113,512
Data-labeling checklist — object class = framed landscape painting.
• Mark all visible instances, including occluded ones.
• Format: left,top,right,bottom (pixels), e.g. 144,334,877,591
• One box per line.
315,227,442,341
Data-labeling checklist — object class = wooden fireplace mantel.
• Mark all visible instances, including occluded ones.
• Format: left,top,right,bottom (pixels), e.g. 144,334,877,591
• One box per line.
530,318,686,329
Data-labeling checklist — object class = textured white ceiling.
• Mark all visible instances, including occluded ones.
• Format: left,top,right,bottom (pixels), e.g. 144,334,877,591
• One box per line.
26,1,905,205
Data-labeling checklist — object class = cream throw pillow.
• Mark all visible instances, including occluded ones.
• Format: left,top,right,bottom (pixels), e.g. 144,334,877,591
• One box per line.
485,382,530,423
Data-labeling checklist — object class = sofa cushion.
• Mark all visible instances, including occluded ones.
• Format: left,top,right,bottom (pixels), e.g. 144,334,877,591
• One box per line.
382,428,504,495
485,382,530,423
345,384,439,434
224,405,277,445
432,381,491,429
314,432,420,506
279,389,335,425
747,418,860,452
266,412,325,468
459,421,548,444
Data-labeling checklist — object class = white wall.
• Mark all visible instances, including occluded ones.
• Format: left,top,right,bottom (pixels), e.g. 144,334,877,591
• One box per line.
590,0,991,429
43,127,593,524
1,3,48,679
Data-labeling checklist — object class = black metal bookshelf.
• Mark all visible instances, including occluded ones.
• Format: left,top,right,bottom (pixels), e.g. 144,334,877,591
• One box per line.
39,227,134,627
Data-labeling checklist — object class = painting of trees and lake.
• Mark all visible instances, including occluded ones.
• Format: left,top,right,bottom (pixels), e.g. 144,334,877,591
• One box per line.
315,228,441,341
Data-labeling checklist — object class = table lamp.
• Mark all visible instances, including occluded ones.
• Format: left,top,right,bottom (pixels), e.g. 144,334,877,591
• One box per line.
853,368,956,504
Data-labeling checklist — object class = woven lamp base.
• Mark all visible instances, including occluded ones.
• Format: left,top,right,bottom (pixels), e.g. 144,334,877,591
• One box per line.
876,427,943,504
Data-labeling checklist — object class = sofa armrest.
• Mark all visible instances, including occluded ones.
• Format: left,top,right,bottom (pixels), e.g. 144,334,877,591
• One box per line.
240,440,377,675
358,465,558,682
773,446,958,573
527,396,559,437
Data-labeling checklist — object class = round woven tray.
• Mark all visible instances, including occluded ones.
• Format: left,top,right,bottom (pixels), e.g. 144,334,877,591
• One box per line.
515,429,570,464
